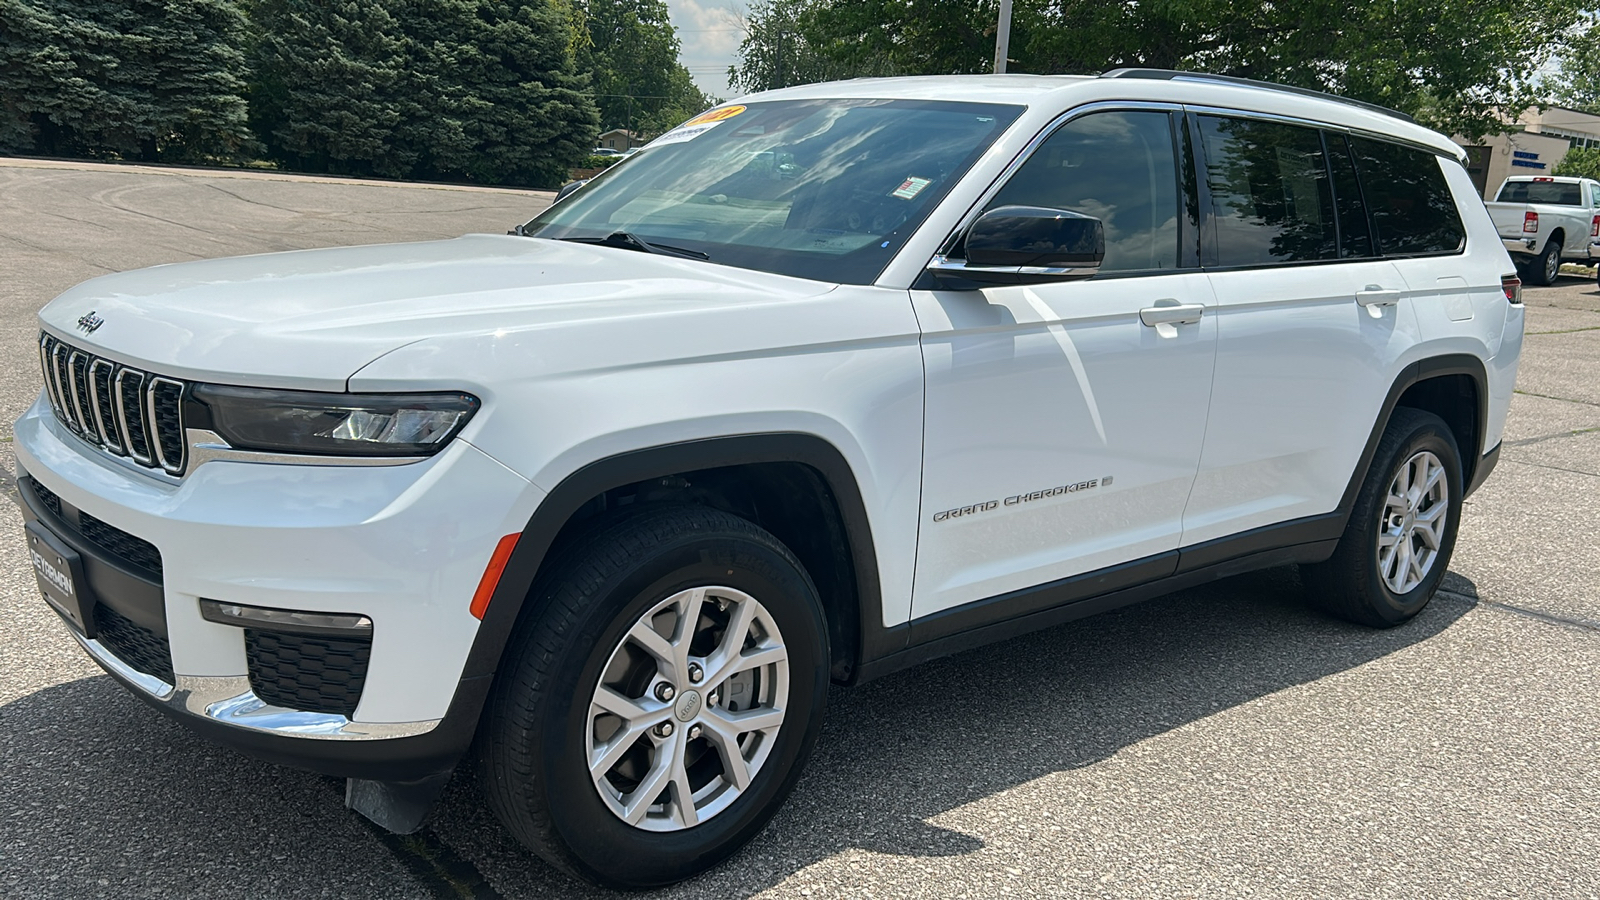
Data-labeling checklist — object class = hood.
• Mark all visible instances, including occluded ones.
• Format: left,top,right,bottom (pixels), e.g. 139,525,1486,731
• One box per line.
38,235,836,391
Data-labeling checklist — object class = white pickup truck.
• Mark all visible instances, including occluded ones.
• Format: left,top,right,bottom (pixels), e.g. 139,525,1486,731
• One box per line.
1486,174,1600,285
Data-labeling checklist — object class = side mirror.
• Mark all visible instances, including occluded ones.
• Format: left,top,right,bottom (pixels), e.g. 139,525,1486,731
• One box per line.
926,205,1105,286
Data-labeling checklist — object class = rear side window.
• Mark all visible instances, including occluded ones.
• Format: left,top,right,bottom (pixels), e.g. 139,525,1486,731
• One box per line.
1496,180,1583,206
1350,137,1465,255
1198,115,1338,266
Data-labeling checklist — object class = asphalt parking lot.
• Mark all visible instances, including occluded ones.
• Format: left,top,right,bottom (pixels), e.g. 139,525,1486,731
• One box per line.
1,158,1597,899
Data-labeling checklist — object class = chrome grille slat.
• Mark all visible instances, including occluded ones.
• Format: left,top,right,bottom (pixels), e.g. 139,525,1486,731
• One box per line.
145,377,186,474
67,351,95,438
51,344,80,435
115,368,154,465
39,335,66,419
89,359,123,454
38,333,185,476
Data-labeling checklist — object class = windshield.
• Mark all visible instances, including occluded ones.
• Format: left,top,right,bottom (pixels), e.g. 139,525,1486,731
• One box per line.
1496,180,1583,206
523,99,1025,284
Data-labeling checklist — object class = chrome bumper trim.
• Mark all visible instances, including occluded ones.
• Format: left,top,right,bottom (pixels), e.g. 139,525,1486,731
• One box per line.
71,630,441,741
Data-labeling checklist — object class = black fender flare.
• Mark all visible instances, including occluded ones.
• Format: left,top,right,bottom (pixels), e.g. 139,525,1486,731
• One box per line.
1339,353,1491,516
458,433,890,683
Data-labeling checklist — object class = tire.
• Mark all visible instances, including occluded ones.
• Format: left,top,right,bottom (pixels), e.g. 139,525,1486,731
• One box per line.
1304,408,1464,627
1530,237,1562,286
478,504,829,889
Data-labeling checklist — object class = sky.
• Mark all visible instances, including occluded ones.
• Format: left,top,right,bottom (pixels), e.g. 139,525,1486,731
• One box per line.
666,0,747,101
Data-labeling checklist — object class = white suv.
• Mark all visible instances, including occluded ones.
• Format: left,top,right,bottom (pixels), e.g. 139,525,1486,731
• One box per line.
17,70,1522,888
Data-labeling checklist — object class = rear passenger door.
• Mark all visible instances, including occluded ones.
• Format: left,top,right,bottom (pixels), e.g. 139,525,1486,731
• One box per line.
1181,114,1423,549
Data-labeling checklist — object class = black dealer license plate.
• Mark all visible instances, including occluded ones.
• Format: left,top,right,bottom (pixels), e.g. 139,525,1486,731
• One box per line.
26,521,94,636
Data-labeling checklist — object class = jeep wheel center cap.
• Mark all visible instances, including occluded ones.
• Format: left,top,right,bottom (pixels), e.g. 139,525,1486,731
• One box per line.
674,690,702,722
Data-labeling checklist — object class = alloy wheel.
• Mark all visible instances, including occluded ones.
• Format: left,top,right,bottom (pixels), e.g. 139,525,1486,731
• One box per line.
1377,450,1449,594
585,586,789,831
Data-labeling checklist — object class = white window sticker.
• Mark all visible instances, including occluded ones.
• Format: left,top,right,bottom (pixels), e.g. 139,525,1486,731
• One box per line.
646,105,747,148
891,176,932,200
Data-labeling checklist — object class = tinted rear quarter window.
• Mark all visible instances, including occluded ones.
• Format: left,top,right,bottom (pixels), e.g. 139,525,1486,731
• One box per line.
1351,137,1465,255
1198,115,1338,266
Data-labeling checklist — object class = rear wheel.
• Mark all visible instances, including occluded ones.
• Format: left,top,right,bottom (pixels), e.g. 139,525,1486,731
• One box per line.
1530,237,1562,286
479,505,829,889
1304,408,1463,627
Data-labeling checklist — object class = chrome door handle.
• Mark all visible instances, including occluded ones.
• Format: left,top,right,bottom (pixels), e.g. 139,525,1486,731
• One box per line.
1139,303,1204,326
1355,286,1402,307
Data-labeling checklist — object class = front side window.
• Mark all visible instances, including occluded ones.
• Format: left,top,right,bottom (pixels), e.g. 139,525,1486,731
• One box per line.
524,99,1024,285
1349,137,1465,256
1198,115,1338,266
985,110,1181,273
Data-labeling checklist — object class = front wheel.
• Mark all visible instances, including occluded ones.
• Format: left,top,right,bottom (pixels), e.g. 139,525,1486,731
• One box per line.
479,505,829,889
1304,408,1463,627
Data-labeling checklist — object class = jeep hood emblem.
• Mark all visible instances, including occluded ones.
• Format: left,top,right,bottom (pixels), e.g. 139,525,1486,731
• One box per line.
76,311,104,334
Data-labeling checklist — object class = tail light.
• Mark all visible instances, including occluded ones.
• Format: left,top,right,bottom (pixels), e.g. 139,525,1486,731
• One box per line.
1523,211,1539,233
1590,214,1598,238
1502,274,1523,305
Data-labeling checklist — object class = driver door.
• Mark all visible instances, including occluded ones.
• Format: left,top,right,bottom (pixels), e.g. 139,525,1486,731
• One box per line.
910,107,1218,623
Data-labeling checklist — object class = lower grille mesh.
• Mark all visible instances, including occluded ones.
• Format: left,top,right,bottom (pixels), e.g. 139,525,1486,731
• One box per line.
96,604,175,685
245,629,372,717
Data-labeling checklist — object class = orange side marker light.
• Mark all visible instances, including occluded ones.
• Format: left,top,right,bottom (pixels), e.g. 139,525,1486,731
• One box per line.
470,534,521,620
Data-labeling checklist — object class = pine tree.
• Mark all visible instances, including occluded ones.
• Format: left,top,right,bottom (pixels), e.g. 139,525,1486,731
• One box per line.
0,0,251,161
246,0,419,177
248,0,600,186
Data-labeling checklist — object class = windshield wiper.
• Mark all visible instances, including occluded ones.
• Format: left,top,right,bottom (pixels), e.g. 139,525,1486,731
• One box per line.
558,231,710,261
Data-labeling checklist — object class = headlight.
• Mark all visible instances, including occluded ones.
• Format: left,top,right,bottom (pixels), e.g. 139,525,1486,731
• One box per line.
191,385,480,457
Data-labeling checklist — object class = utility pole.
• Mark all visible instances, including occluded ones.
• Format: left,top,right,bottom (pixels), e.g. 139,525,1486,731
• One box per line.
993,0,1012,74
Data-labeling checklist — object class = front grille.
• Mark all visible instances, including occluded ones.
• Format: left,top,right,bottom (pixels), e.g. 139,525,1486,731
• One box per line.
245,629,372,717
96,604,175,685
28,478,63,520
28,480,163,578
39,333,187,475
79,512,163,577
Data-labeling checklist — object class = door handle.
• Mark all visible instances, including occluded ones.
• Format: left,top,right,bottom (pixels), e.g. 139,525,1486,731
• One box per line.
1355,286,1402,307
1139,303,1204,327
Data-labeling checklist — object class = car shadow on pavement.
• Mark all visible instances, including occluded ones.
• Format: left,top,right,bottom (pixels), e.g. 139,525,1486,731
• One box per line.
422,564,1478,899
0,566,1477,899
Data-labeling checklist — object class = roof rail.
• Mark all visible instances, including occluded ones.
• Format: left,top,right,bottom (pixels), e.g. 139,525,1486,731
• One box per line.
1100,68,1416,124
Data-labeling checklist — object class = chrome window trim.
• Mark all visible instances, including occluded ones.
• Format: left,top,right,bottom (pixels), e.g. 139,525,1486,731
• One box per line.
114,367,154,466
87,358,123,454
933,101,1187,262
1183,104,1461,162
145,376,187,475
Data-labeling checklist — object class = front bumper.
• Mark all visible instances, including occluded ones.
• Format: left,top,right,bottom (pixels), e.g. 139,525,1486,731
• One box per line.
15,393,542,778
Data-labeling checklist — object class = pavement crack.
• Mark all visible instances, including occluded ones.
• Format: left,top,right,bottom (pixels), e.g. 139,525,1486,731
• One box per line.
1437,589,1600,634
1525,324,1600,335
1504,427,1600,447
1513,389,1600,408
1506,458,1600,478
331,781,503,900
